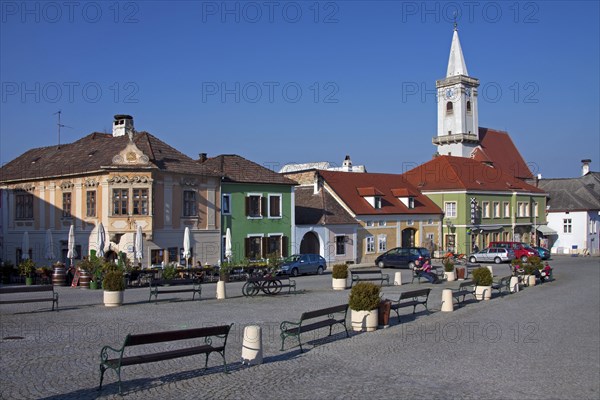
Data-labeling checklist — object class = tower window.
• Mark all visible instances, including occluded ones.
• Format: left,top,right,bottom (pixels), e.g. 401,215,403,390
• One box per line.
467,101,472,112
446,102,453,114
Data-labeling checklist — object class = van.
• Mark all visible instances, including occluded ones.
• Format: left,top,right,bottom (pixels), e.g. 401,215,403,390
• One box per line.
488,242,538,262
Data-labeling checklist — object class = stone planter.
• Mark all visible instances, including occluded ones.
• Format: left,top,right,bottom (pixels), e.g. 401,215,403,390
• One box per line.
103,290,124,307
351,309,378,332
444,270,456,281
475,285,492,301
527,275,537,287
332,278,347,291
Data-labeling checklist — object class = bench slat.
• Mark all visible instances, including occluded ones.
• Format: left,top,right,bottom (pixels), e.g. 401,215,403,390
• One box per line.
301,304,347,320
0,285,55,294
107,344,224,367
126,325,231,347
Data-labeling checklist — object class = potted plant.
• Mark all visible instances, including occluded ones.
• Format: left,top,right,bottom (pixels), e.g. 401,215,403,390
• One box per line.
102,264,125,307
332,264,349,290
19,259,35,285
472,267,493,300
443,257,456,281
523,264,538,287
161,264,178,283
348,282,381,332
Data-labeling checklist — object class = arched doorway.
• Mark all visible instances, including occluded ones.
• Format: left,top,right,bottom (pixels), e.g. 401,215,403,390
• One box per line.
401,228,416,248
104,250,118,263
300,232,320,254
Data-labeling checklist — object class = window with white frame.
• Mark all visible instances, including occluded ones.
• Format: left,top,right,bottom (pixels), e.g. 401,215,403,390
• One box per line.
112,189,128,215
407,220,414,226
246,195,262,218
378,220,386,227
533,202,538,218
222,194,231,215
503,202,510,218
493,202,500,218
366,236,375,253
563,218,572,233
132,188,149,215
378,235,387,252
482,201,490,218
524,202,530,217
268,194,282,218
366,221,374,227
374,197,382,209
517,202,525,217
445,202,457,218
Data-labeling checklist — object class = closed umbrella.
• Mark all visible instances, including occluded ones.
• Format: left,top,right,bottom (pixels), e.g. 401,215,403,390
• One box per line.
183,227,191,268
225,228,233,262
135,225,143,265
44,229,55,261
96,223,105,258
21,231,30,260
67,225,77,267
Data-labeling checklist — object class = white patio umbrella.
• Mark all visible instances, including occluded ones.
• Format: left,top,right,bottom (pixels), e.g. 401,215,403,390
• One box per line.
96,222,105,258
44,229,55,261
135,225,143,265
225,228,233,262
183,227,191,268
67,225,77,267
21,231,30,260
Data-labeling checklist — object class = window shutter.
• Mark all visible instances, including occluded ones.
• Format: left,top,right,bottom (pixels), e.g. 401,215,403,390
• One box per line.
245,197,250,217
261,196,267,217
261,237,268,259
245,238,251,258
282,236,289,257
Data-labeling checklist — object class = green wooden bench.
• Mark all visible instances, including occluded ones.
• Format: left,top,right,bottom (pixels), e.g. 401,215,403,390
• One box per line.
350,269,390,287
99,324,232,394
148,278,201,302
0,285,58,311
280,304,349,352
491,276,512,297
388,288,431,322
452,280,475,307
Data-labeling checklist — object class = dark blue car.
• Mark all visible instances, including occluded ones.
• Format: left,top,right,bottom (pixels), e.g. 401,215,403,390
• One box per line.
533,246,551,260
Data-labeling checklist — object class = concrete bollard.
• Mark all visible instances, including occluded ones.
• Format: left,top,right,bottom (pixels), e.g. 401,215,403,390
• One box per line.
441,289,454,312
216,281,227,299
394,271,402,286
510,276,520,293
486,265,494,277
241,325,263,365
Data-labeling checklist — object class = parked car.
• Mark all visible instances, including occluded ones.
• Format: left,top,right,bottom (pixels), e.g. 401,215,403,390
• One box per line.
278,254,327,277
488,242,539,262
469,248,516,264
374,247,431,269
533,246,550,260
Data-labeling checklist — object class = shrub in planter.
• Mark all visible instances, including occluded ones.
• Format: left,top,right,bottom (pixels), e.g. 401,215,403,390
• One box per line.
528,256,543,270
162,264,178,281
103,270,126,292
349,282,381,331
471,267,493,286
332,264,349,279
442,257,455,272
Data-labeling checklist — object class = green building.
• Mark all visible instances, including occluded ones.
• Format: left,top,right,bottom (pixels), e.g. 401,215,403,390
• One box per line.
402,156,547,255
200,154,296,263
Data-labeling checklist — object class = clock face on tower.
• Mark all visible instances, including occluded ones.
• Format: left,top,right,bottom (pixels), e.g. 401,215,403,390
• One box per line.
444,88,455,99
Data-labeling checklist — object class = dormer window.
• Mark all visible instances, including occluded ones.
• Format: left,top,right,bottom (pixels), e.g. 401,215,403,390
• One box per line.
357,187,384,210
391,188,417,209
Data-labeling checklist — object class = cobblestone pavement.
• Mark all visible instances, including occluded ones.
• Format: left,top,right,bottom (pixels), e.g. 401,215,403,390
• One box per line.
1,256,599,399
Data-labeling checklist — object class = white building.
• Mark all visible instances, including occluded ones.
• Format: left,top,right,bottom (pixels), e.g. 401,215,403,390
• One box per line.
538,160,600,255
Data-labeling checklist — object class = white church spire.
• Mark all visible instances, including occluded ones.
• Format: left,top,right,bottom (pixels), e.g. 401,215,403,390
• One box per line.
446,27,469,77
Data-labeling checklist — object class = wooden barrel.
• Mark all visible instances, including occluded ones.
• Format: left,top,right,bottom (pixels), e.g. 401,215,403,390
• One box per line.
52,267,66,286
79,271,91,289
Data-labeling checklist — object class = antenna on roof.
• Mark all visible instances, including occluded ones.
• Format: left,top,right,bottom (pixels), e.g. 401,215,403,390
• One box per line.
53,110,73,149
453,11,458,30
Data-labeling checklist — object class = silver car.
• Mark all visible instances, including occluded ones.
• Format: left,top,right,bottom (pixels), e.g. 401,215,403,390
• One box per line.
469,248,515,264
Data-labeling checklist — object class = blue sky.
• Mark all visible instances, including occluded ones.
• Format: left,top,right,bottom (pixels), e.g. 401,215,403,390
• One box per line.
1,0,599,178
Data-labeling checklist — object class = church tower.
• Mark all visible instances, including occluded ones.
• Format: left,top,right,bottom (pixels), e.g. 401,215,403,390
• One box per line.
433,26,480,157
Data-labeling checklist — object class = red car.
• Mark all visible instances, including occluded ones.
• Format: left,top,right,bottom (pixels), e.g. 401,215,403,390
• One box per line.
488,242,539,262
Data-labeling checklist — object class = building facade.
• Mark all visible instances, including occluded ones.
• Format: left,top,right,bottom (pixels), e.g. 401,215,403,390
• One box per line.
0,115,222,268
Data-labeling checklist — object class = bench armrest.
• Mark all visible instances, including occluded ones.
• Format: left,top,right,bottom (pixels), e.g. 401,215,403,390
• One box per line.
280,320,301,333
100,344,125,365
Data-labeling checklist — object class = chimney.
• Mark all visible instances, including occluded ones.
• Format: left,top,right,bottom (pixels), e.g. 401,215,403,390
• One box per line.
582,159,591,176
198,153,207,163
342,155,352,172
112,114,134,137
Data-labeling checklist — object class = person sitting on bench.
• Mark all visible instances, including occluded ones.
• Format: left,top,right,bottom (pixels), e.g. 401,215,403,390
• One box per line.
415,260,439,284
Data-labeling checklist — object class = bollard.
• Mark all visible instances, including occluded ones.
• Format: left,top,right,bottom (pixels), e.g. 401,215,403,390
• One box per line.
394,271,402,286
441,289,454,312
486,265,494,277
216,281,226,299
510,276,520,293
241,325,263,365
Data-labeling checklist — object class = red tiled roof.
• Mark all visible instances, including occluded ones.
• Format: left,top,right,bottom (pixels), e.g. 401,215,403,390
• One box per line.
295,186,358,225
319,170,442,216
200,154,296,185
357,187,384,197
401,155,544,193
391,188,418,197
474,127,534,179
